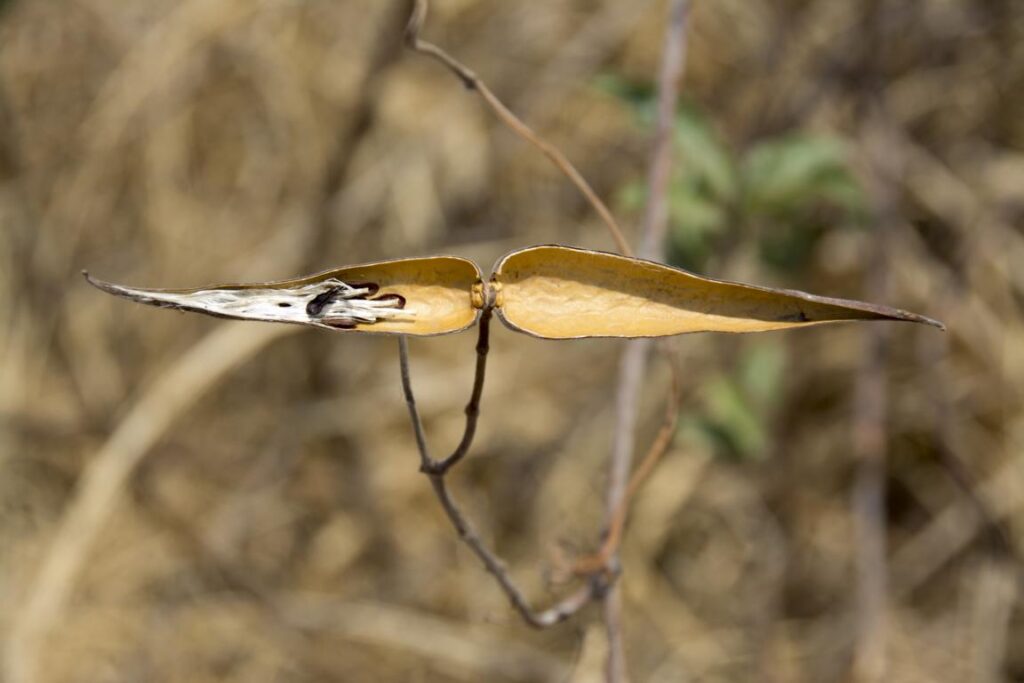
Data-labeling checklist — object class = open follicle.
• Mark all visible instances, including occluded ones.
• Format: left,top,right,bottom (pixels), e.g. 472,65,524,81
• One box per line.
85,245,943,339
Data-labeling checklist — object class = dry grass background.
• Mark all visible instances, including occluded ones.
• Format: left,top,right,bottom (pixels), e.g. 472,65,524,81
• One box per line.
1,0,1022,681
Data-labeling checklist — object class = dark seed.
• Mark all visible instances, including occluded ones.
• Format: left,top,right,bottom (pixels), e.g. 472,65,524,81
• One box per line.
349,282,380,296
306,287,340,316
374,294,406,309
324,319,358,329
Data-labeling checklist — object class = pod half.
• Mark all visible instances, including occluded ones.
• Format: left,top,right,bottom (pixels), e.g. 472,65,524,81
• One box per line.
492,245,942,339
85,256,482,337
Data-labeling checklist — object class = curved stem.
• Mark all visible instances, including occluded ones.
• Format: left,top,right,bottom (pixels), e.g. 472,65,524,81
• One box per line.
404,0,632,257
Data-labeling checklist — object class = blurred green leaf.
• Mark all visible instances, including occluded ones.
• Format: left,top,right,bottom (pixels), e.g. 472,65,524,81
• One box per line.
674,106,738,204
666,187,727,270
591,73,656,119
740,135,868,272
685,343,787,461
608,91,868,275
741,135,865,216
703,376,767,460
616,180,648,213
664,106,738,271
757,221,827,271
738,341,786,408
669,186,727,235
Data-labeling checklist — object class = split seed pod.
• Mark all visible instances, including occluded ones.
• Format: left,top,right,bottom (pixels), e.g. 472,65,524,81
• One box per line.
85,244,943,337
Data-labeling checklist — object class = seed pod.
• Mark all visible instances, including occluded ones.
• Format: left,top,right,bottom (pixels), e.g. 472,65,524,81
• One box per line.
86,244,942,338
491,245,942,339
84,256,481,337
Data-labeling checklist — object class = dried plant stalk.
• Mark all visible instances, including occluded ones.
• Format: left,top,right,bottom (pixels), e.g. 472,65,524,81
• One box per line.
404,0,633,257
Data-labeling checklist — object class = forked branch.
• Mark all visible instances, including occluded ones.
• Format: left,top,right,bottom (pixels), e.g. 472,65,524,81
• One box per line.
399,0,690,669
399,309,493,476
398,315,608,628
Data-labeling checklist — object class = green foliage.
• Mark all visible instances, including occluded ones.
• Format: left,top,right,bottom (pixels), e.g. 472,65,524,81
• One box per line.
600,77,862,460
601,76,868,274
684,341,787,461
742,136,864,214
592,74,657,116
743,135,868,270
662,105,738,270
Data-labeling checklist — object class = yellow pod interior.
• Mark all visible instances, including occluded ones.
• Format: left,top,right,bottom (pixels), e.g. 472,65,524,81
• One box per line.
492,245,940,339
312,256,481,335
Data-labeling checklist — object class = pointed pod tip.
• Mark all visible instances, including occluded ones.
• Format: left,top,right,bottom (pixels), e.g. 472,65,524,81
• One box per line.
894,308,945,331
81,271,123,297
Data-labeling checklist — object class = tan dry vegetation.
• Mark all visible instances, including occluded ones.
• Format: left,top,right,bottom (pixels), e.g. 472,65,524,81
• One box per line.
0,0,1022,681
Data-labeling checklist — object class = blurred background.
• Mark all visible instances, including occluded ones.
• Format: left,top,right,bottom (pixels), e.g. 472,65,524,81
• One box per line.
1,0,1022,681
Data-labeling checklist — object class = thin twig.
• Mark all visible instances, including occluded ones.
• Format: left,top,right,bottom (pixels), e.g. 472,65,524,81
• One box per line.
399,308,492,475
851,114,899,683
607,341,650,537
637,0,691,262
573,348,681,576
404,0,632,257
397,329,606,629
603,3,690,680
851,293,889,683
850,12,892,675
620,350,682,505
434,306,492,474
603,342,648,683
398,334,434,471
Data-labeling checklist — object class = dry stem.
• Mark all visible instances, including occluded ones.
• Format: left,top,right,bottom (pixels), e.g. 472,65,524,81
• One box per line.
401,3,691,679
603,3,690,680
573,347,681,576
404,0,632,257
398,316,608,628
849,113,898,683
